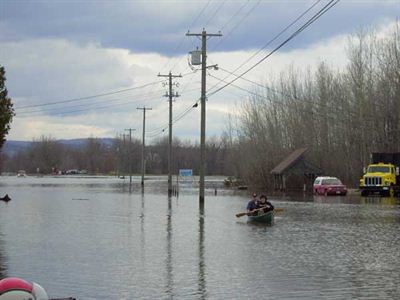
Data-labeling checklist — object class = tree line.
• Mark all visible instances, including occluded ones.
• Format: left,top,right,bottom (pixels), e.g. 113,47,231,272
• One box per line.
1,135,232,176
225,26,400,188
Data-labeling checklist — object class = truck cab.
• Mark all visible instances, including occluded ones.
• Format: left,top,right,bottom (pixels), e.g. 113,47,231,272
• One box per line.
359,162,398,196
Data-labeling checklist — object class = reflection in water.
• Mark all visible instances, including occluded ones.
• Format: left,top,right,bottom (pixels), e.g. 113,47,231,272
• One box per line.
361,196,399,206
165,197,173,298
198,206,206,299
140,191,146,266
1,176,399,299
0,229,7,279
313,194,400,206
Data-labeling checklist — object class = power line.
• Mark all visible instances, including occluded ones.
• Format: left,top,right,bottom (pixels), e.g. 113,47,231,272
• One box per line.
146,88,200,137
161,0,212,74
204,0,227,28
150,0,339,139
146,94,202,137
15,94,162,118
171,99,200,124
189,0,213,28
211,0,261,51
146,99,198,136
207,72,375,129
177,71,200,95
207,0,323,94
152,0,381,140
209,73,386,127
16,70,196,111
215,67,377,125
144,86,200,135
15,89,164,116
207,0,340,98
218,0,250,33
15,80,165,109
162,0,247,77
218,66,297,99
209,72,315,109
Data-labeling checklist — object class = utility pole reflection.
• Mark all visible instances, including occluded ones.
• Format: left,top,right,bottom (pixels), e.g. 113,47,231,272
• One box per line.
139,190,145,263
165,196,173,297
198,206,206,299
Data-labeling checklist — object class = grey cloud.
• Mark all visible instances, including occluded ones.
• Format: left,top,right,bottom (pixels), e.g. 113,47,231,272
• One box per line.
2,1,398,55
1,39,138,108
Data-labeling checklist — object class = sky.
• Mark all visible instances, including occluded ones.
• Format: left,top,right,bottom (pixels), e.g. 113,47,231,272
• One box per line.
0,0,399,143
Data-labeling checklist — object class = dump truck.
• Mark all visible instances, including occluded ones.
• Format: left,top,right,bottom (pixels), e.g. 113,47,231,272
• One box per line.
359,152,400,197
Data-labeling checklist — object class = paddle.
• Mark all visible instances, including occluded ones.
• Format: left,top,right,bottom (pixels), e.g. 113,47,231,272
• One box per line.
235,207,283,218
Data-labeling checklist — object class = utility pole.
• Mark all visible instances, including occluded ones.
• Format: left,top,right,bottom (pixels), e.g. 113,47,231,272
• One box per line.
124,128,135,185
122,134,126,177
137,107,152,187
186,29,222,207
158,71,182,196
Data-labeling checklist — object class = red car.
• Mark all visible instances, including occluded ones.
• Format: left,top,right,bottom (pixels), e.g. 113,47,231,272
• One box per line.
313,176,347,196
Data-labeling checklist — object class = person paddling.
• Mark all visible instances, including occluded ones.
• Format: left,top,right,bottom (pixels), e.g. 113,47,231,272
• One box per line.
247,193,260,216
259,194,274,213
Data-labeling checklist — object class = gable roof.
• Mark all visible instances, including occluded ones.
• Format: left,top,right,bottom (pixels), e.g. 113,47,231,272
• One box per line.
270,147,308,174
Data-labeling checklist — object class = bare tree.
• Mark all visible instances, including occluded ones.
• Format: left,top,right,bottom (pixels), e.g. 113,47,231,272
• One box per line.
231,25,400,188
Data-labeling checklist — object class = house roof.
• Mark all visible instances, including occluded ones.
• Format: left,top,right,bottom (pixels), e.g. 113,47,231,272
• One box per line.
270,147,308,174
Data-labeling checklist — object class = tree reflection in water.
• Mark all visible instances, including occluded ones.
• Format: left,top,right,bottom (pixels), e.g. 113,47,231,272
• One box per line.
0,229,7,279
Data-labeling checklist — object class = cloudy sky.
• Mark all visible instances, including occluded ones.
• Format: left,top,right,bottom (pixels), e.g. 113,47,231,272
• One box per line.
1,0,399,142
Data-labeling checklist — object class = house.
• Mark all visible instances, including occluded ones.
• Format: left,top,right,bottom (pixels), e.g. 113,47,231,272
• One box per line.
271,148,321,192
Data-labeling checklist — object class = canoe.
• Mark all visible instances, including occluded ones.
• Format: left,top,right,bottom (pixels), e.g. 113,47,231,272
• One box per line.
248,210,274,225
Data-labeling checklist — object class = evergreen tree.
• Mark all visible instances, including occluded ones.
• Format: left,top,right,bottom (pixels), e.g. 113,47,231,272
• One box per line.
0,66,15,149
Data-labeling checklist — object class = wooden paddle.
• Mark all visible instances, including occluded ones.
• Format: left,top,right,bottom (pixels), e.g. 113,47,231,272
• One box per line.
235,207,283,218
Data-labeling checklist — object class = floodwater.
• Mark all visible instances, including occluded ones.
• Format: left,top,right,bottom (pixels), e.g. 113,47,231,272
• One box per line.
0,176,399,299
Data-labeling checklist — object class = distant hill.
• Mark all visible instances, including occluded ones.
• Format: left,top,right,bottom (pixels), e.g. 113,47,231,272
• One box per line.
1,140,31,157
57,138,115,148
1,138,116,157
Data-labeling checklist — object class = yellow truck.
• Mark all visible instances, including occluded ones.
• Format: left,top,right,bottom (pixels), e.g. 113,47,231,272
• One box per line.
359,153,400,197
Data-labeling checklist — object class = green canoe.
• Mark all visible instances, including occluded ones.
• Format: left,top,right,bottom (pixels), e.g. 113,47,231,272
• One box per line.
248,210,274,225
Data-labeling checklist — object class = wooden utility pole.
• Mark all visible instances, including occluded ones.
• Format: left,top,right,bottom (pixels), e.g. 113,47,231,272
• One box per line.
186,29,222,207
158,71,182,196
124,128,135,185
137,107,152,187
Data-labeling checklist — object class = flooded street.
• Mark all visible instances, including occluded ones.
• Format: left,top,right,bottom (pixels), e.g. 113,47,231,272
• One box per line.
0,176,399,299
